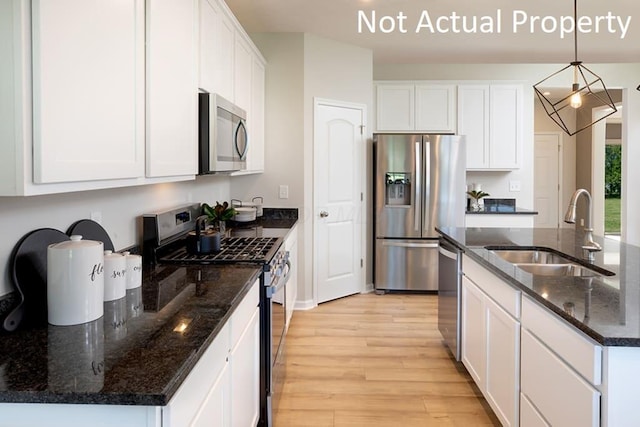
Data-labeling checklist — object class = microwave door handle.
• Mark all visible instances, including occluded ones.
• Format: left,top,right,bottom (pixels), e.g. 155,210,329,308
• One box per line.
235,121,248,160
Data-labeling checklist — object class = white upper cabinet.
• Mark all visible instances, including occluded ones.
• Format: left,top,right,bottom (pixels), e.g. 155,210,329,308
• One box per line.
415,84,457,133
146,0,198,177
458,83,523,170
375,82,457,133
201,0,266,175
246,56,266,173
376,84,415,131
233,34,253,113
32,0,145,184
199,0,234,100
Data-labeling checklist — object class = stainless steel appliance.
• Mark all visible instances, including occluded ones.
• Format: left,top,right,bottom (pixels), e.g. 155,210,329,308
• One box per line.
198,93,248,173
374,134,465,292
142,204,290,427
438,238,463,360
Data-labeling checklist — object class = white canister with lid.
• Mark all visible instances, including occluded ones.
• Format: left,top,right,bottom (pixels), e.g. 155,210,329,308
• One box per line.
47,235,104,326
123,251,142,289
103,250,127,302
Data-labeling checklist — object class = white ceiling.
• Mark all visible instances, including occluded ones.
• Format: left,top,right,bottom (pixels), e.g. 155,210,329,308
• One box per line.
225,0,640,64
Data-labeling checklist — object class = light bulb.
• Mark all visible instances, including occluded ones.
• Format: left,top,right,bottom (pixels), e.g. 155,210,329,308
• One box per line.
570,92,582,109
570,82,582,109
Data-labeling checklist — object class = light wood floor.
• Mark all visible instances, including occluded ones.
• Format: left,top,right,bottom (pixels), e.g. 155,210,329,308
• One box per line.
275,293,500,427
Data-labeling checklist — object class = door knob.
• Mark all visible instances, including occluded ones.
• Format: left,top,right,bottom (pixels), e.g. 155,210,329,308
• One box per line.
319,211,329,218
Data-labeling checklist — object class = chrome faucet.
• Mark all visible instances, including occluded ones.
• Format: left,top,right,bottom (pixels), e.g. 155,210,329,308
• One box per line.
564,189,601,262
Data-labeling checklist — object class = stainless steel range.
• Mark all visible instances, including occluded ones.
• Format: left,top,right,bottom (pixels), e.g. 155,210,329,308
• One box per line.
142,204,290,427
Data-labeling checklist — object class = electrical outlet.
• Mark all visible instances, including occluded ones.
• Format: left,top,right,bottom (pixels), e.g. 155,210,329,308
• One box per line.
90,211,102,224
580,218,585,227
279,185,289,199
509,180,521,192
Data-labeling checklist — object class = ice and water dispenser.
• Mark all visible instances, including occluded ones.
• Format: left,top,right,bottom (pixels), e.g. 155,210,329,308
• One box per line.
385,172,411,206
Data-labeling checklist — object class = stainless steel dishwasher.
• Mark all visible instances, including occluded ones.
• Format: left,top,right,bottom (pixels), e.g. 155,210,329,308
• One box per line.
438,237,462,361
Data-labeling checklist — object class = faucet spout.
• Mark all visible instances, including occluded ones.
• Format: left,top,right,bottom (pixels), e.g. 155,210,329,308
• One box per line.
564,189,601,262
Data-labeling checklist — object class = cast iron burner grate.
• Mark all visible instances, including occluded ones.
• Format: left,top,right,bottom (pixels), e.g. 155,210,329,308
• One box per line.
158,237,279,264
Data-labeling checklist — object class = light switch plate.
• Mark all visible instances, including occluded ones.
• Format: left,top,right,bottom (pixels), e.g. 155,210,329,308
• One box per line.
279,185,289,199
509,181,521,192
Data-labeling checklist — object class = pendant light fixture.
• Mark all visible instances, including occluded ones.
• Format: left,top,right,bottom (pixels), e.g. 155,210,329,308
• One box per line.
533,0,617,136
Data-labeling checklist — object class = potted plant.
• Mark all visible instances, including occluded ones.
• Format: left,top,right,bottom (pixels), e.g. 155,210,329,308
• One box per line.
466,190,490,212
202,201,236,233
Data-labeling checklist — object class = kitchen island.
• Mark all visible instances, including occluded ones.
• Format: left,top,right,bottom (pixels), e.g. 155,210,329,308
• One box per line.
438,226,640,427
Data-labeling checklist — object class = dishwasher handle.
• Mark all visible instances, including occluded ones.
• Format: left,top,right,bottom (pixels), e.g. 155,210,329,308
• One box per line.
438,240,461,261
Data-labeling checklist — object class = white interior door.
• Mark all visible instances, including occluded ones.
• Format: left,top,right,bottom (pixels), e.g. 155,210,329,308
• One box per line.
314,99,365,304
534,133,561,228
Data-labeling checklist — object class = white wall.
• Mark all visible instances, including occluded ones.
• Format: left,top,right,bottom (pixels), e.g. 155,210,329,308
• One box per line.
0,176,231,297
232,33,373,307
374,63,640,244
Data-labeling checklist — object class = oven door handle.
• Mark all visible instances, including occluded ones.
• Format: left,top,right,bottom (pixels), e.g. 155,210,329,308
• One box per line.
266,260,291,298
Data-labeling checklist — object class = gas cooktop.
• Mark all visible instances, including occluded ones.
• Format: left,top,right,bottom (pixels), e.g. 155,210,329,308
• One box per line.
158,237,280,264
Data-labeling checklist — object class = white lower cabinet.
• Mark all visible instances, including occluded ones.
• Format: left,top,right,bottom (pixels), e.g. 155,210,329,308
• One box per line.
230,306,260,426
164,278,259,427
462,255,520,427
520,393,550,427
485,297,520,427
521,329,600,427
284,224,299,328
520,296,601,427
461,276,486,386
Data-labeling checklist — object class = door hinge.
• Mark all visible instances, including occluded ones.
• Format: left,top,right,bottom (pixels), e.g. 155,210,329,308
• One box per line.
361,192,363,202
360,125,365,135
360,258,363,268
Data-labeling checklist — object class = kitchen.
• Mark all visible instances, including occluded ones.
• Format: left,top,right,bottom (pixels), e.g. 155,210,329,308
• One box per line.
0,0,640,426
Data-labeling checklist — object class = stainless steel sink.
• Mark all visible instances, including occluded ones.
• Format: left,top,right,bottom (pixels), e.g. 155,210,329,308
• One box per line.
489,249,574,265
514,263,601,277
486,247,613,278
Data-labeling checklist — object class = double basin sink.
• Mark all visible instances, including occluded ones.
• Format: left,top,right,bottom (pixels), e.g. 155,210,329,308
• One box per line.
485,247,615,278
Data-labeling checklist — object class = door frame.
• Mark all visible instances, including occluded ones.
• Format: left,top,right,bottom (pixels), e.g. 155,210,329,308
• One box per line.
312,97,367,306
534,131,564,228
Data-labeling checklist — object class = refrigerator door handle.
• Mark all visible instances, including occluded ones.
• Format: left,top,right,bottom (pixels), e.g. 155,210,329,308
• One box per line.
414,142,421,232
382,240,439,249
423,139,432,234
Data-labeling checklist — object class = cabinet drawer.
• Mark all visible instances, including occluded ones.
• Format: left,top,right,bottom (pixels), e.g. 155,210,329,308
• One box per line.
463,255,520,318
231,278,260,349
522,296,601,385
521,329,600,427
520,393,550,427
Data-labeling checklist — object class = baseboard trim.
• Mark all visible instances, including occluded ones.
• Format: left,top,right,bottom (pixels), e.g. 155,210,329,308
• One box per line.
294,299,317,311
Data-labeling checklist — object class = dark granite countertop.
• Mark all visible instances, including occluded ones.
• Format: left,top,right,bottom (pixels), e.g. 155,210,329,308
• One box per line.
0,207,299,406
437,227,640,346
465,207,538,215
0,264,261,406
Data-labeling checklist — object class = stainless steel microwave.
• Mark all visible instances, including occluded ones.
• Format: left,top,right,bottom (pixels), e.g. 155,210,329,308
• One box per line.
198,93,248,173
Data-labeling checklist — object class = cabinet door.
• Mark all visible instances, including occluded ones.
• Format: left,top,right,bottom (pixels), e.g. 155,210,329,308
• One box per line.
230,307,260,427
521,329,600,427
243,56,265,173
199,0,217,93
457,85,489,170
376,85,414,131
485,297,520,427
234,34,253,112
192,362,231,427
285,226,298,327
146,0,198,177
32,0,144,183
415,84,456,133
489,85,522,169
461,276,486,389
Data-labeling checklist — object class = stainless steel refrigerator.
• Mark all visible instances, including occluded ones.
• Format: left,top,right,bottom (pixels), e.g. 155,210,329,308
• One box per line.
374,134,466,291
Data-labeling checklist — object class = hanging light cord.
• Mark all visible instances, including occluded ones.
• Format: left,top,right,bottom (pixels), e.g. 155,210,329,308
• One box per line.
573,0,578,63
